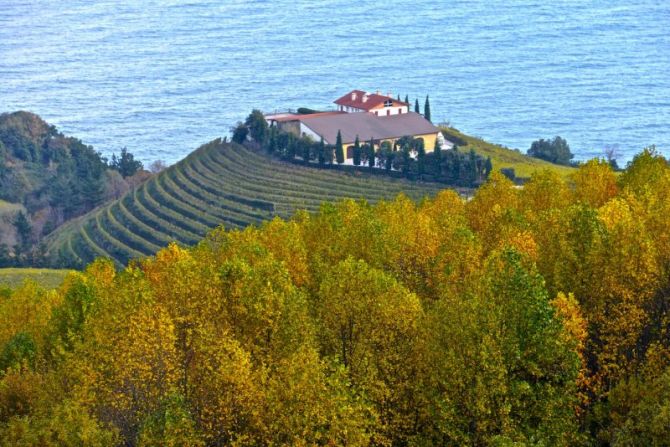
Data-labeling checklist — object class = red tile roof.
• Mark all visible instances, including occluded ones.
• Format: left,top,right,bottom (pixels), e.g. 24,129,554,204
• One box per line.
334,90,407,111
270,111,345,123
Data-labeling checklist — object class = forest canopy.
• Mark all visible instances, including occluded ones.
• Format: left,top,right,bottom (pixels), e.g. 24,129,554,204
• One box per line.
1,148,669,446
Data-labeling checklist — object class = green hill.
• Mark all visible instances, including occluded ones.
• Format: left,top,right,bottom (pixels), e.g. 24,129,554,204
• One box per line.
46,139,448,268
441,127,575,179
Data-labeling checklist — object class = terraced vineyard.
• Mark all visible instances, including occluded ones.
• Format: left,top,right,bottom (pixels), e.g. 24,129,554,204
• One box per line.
47,139,448,268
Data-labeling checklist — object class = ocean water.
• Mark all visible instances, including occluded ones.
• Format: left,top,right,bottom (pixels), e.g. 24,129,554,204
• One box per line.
1,0,669,165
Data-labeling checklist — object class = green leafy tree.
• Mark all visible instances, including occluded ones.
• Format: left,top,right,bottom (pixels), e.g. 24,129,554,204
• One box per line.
417,138,426,175
317,137,326,166
110,147,143,178
379,141,394,171
13,211,32,252
231,122,248,144
0,332,37,372
352,136,361,166
245,109,269,144
267,126,278,153
335,130,344,164
433,138,442,175
367,138,375,168
424,95,431,122
299,137,311,162
527,136,574,165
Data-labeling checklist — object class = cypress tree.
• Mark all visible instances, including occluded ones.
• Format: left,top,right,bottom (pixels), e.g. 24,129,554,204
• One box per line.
302,138,311,163
353,136,361,166
417,139,426,175
335,130,344,164
397,94,401,102
433,137,442,175
424,95,431,122
404,95,409,105
318,137,326,166
368,138,375,168
287,134,296,159
414,98,420,114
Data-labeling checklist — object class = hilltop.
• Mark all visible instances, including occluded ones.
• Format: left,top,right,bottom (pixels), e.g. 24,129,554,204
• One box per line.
45,139,449,268
0,112,148,265
441,126,575,180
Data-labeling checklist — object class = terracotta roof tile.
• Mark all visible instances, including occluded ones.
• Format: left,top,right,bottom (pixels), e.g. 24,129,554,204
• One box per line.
334,90,408,111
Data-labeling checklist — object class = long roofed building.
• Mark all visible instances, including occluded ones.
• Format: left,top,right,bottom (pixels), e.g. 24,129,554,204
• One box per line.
265,90,450,162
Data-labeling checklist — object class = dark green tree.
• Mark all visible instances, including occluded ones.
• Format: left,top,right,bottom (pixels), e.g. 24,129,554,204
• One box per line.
424,95,431,122
404,95,409,105
415,99,420,114
110,147,143,178
335,130,344,164
353,136,361,166
286,133,297,160
367,138,376,168
317,137,326,166
433,138,442,175
527,136,573,165
0,243,11,268
231,122,248,144
401,143,411,176
14,211,31,251
484,156,493,178
379,141,394,171
417,139,426,175
267,126,278,153
300,137,311,162
245,109,269,144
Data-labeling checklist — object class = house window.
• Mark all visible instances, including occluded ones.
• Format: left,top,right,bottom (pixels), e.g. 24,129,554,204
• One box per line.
399,109,402,114
384,99,393,107
375,111,378,116
387,110,390,116
346,146,354,159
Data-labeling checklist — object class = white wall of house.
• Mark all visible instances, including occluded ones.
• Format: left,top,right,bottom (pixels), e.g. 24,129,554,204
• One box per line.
371,105,409,116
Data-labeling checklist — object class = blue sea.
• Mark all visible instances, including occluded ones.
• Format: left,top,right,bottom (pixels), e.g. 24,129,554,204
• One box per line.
1,0,669,165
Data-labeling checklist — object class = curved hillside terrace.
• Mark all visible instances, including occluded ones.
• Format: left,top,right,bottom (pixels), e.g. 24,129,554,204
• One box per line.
47,140,448,268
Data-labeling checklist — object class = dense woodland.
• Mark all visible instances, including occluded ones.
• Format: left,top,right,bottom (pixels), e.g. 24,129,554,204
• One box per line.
0,112,148,266
1,148,669,445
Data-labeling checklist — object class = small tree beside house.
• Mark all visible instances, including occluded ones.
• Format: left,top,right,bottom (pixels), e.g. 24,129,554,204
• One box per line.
353,136,362,166
367,138,376,168
335,130,344,164
317,137,326,166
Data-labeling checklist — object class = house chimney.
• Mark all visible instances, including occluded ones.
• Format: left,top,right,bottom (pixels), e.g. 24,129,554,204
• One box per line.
362,94,369,103
352,92,357,101
376,90,381,95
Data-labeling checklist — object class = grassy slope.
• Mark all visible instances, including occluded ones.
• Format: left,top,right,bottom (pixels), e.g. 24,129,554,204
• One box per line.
441,127,575,179
46,139,449,269
0,268,71,289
